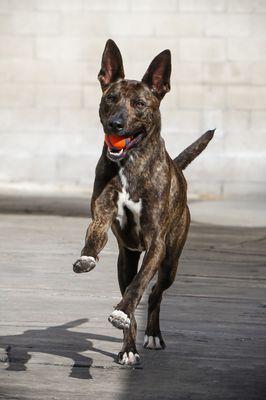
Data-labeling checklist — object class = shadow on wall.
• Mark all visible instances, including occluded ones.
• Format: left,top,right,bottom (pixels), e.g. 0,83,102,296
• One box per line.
0,319,119,380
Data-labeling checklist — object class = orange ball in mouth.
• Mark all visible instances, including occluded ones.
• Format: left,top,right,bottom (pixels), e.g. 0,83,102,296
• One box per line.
105,134,132,150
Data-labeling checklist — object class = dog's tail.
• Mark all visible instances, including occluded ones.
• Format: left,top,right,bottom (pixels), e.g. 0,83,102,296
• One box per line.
174,129,215,170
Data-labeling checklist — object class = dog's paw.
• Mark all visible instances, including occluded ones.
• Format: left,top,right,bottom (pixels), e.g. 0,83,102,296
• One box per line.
118,351,141,366
73,256,96,273
108,310,130,330
143,334,165,350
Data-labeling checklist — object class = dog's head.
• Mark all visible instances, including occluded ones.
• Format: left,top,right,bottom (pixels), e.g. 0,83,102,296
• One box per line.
98,39,171,162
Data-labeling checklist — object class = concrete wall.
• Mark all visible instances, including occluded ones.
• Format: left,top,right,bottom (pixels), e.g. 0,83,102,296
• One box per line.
0,0,265,198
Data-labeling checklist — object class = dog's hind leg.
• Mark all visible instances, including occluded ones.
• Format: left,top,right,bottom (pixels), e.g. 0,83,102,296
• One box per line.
110,246,141,365
143,254,179,350
144,207,190,350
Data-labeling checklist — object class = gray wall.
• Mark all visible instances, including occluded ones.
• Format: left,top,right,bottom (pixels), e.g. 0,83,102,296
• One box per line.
0,0,265,198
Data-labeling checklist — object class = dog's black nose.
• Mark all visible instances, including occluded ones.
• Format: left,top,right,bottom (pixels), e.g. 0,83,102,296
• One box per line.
108,117,124,132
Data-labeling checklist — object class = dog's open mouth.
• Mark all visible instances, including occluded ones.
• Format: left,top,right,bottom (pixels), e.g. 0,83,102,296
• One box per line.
105,130,145,162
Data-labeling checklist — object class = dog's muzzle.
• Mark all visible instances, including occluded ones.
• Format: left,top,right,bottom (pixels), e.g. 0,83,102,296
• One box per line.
105,130,145,162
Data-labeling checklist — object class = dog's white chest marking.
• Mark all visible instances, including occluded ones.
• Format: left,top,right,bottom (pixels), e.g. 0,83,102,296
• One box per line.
116,169,142,232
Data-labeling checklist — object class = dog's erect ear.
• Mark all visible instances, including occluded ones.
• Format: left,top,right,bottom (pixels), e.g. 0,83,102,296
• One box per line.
98,39,125,91
142,50,171,99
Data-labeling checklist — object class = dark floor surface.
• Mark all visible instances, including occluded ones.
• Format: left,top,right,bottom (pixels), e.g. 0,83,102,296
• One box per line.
0,214,265,400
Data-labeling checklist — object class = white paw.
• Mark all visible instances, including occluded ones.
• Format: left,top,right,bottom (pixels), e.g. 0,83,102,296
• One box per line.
73,256,96,273
118,351,141,365
108,310,130,330
143,335,165,350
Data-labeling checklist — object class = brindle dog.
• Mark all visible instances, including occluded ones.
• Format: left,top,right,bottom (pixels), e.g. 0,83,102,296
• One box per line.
73,39,214,365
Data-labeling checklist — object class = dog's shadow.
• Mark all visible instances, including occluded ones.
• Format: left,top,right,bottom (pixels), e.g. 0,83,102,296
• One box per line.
0,319,120,379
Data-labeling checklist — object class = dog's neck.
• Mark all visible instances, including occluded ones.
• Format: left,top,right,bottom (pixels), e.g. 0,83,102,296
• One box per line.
119,125,165,172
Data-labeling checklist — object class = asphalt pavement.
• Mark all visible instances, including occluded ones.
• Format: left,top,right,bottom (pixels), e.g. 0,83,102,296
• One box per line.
0,204,265,399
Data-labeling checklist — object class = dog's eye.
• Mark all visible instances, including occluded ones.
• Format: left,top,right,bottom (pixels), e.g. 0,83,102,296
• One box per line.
135,100,146,109
106,94,116,103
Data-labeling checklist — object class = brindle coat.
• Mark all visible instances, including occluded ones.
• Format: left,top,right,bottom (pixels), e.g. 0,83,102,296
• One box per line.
73,39,214,365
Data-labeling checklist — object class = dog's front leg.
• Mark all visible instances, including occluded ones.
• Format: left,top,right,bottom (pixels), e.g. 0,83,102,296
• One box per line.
108,237,166,330
73,202,115,274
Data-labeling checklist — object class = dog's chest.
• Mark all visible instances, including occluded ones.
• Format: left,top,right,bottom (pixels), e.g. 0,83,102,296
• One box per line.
116,168,142,232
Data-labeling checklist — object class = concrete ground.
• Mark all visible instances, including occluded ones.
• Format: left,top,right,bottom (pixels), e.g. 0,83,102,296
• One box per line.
0,204,266,399
190,199,266,228
0,192,266,227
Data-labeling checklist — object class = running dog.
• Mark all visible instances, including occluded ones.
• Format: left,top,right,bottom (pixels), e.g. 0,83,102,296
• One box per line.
73,39,214,365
